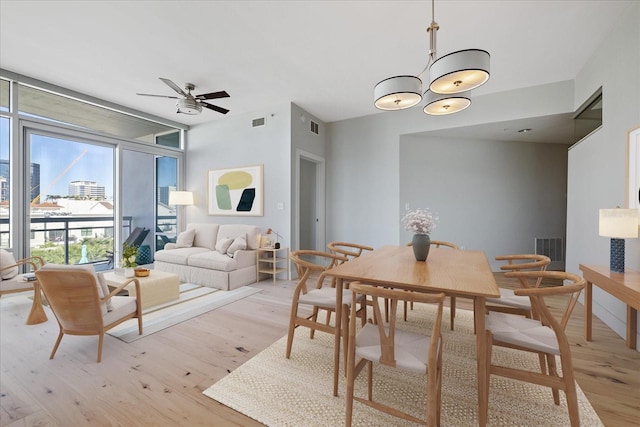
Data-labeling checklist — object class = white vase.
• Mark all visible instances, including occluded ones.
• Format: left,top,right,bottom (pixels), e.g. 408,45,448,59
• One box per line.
124,268,135,278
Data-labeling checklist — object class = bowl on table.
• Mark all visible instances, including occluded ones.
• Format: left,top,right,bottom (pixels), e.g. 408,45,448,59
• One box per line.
134,268,150,277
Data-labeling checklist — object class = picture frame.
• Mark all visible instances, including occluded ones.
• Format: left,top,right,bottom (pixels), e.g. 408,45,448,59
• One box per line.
628,126,640,211
208,164,264,216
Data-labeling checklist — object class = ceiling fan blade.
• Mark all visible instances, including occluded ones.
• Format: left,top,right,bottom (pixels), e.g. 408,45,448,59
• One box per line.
196,90,230,100
202,102,229,115
136,93,179,99
159,78,188,97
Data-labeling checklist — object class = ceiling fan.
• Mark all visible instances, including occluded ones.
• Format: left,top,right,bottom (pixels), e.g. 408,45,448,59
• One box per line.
136,78,230,115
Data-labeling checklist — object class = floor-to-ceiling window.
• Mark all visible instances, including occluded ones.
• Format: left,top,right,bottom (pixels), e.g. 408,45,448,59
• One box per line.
0,72,188,263
26,128,114,266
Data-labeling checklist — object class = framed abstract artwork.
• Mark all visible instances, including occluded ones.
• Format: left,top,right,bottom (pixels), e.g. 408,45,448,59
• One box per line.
208,164,264,216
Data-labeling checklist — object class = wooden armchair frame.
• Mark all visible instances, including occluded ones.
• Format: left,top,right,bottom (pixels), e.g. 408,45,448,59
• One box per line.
287,249,366,397
36,268,143,362
345,282,446,427
481,270,585,426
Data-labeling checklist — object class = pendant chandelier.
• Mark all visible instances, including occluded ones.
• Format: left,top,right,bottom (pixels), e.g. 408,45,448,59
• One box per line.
373,0,490,115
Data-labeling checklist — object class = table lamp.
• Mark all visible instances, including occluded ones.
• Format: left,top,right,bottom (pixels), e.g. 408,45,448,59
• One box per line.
599,208,638,272
266,228,282,249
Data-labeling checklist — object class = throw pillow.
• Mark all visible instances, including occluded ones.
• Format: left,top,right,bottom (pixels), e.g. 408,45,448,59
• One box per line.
227,235,247,258
176,228,196,248
0,249,19,280
97,272,114,312
215,237,234,254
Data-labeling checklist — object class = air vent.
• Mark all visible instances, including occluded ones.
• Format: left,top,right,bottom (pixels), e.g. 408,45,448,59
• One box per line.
310,120,319,135
534,237,564,262
252,117,265,127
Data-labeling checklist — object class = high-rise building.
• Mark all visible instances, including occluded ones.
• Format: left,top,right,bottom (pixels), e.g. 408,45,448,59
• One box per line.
0,159,40,202
68,180,106,199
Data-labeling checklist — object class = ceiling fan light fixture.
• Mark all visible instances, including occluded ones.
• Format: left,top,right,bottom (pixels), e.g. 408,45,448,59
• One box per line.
177,98,202,115
423,90,471,115
429,49,490,94
374,75,422,111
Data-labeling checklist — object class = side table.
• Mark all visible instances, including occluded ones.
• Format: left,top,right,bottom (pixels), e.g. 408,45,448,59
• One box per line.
256,246,289,285
579,264,640,349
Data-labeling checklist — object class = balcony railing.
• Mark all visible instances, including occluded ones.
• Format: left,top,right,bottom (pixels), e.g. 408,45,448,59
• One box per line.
0,215,177,269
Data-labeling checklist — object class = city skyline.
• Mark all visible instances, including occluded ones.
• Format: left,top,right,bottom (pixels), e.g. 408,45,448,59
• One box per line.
1,129,177,202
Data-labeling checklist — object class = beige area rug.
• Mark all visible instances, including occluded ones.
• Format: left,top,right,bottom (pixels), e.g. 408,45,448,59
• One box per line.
203,305,603,427
107,284,262,342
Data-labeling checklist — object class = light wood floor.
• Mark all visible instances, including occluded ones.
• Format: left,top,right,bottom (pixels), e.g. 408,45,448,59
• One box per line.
1,274,639,426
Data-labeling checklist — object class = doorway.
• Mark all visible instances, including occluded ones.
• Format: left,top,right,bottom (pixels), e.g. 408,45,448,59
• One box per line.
296,150,325,252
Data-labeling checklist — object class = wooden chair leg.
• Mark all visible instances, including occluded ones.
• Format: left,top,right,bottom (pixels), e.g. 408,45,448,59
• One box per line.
285,303,298,359
97,333,104,363
309,307,319,339
449,296,456,330
546,354,561,405
49,330,64,359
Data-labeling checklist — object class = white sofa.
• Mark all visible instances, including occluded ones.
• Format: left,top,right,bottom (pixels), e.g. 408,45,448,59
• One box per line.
154,223,261,291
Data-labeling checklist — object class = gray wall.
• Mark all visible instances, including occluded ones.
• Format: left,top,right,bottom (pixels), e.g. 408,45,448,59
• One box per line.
185,103,292,247
399,135,567,270
567,3,640,348
326,80,574,265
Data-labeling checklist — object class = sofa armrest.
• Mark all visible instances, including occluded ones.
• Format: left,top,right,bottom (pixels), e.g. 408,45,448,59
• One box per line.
234,249,257,265
163,243,178,250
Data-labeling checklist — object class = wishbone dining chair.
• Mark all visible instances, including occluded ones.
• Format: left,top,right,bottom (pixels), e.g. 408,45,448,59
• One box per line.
287,250,366,397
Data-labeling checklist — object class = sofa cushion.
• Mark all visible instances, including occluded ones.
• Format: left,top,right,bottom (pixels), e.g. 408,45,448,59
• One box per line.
1,249,19,280
187,251,239,272
227,235,247,257
176,228,196,248
96,272,114,311
217,224,261,250
187,223,220,251
154,247,209,264
215,237,234,254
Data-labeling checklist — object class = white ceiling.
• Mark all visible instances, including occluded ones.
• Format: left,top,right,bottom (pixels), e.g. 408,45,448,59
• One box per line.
0,1,634,137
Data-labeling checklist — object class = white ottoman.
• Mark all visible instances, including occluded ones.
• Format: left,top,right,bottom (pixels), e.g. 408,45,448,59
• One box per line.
104,270,180,309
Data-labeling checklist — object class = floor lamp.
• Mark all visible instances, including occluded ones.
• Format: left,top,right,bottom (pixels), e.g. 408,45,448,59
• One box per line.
169,191,194,234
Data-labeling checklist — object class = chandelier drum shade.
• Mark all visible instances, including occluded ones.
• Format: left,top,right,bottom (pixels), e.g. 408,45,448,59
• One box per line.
374,76,422,111
373,0,490,115
429,49,490,94
423,90,471,115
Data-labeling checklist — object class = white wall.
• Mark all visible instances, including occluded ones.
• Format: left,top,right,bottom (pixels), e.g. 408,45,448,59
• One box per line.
400,135,567,271
326,80,574,254
185,103,292,247
566,3,640,348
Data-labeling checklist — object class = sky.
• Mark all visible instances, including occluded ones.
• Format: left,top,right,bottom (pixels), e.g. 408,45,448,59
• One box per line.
1,120,177,201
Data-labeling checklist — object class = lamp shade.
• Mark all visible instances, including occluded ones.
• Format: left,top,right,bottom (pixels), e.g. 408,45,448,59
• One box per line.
599,209,639,238
374,76,422,110
429,49,490,94
169,191,194,206
423,90,471,115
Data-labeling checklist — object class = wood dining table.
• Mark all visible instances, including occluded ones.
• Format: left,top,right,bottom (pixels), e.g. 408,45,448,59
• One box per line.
324,244,500,427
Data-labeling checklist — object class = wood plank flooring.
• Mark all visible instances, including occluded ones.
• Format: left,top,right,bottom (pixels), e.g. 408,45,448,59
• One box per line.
1,274,639,426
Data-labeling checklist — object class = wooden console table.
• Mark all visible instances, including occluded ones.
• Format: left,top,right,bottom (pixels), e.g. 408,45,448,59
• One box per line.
579,264,640,349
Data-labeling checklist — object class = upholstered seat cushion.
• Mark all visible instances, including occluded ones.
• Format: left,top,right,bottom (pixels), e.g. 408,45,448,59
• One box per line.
187,250,239,271
153,247,209,264
486,311,559,355
355,323,432,374
486,288,531,310
0,274,35,292
103,295,138,326
298,287,364,310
